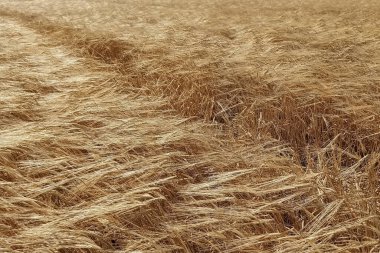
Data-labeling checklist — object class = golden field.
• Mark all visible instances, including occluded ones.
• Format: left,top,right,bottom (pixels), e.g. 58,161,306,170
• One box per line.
0,0,379,252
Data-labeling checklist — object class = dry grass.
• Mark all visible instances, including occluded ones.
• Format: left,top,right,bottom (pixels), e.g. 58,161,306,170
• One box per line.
0,0,379,252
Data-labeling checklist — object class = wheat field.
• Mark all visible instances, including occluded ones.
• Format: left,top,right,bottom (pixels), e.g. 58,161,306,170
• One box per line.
0,0,379,252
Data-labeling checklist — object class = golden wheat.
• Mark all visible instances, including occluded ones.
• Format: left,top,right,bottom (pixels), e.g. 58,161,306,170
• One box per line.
0,0,379,252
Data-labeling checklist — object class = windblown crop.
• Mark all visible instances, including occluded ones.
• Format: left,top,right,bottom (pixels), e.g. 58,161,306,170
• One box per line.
0,0,379,252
